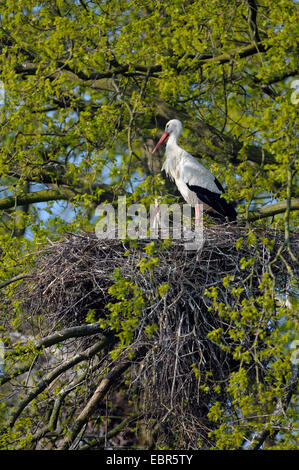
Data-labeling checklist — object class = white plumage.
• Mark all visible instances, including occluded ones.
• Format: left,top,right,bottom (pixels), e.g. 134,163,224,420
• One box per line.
152,119,237,222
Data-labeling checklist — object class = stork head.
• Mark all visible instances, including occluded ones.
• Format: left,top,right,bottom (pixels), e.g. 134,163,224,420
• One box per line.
152,119,182,153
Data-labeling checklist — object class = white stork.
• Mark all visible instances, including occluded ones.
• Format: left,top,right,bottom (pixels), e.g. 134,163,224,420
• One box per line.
152,119,237,224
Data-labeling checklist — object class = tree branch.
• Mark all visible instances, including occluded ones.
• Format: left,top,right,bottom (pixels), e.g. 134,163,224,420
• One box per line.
35,323,110,350
80,413,140,450
59,346,147,450
0,188,76,210
0,273,31,290
11,37,274,82
30,367,92,446
247,199,299,222
59,356,132,449
0,183,114,211
7,336,112,429
246,365,299,450
1,326,115,386
246,0,260,43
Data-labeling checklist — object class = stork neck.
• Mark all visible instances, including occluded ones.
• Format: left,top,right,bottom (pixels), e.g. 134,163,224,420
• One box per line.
166,133,179,154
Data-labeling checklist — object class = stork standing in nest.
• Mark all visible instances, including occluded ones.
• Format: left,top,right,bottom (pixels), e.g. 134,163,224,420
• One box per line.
152,119,237,225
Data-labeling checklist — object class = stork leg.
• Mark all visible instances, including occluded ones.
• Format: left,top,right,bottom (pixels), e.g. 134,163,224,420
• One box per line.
152,198,161,230
195,203,201,227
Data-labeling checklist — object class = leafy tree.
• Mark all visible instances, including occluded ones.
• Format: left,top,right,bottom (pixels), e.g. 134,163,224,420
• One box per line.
0,0,298,450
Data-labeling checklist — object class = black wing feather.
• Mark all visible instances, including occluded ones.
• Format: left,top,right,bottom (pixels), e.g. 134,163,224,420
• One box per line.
186,183,237,221
214,177,225,193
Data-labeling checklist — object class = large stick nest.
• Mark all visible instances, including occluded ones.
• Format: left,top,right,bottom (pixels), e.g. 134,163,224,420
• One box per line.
13,225,298,448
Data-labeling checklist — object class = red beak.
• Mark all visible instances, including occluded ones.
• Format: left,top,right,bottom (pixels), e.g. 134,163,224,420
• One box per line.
152,131,169,153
